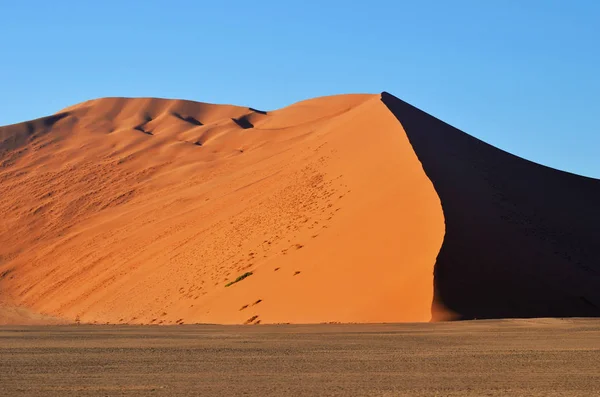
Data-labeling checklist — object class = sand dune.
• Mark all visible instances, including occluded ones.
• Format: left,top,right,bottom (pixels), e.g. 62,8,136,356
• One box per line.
0,92,598,324
0,94,443,324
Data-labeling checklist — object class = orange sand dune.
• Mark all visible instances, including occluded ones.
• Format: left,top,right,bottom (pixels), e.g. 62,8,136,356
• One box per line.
0,94,444,324
2,92,599,325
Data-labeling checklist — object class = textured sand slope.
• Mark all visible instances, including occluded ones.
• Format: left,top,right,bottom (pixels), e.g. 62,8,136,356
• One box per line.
382,92,600,320
0,94,444,324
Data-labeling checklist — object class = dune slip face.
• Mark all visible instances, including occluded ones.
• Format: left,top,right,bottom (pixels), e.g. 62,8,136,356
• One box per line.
0,94,444,325
381,92,600,320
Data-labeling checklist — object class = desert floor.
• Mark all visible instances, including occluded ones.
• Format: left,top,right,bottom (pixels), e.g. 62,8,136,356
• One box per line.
1,319,598,396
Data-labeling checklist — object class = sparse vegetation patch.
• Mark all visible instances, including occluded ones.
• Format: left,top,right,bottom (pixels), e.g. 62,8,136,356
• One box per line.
225,271,253,287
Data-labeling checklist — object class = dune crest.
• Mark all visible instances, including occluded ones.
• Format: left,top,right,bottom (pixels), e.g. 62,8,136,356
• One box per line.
0,94,444,324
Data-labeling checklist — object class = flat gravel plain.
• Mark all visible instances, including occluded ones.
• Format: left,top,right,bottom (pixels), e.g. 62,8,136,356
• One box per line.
1,319,599,396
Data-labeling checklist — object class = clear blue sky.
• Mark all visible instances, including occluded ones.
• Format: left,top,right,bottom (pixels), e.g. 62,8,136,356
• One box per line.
1,1,599,177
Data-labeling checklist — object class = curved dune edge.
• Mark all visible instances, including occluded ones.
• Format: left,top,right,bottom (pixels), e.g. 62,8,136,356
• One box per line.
381,92,600,321
0,94,444,325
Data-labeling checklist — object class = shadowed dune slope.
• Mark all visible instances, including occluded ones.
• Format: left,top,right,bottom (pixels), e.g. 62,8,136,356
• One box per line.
0,94,444,324
382,92,600,320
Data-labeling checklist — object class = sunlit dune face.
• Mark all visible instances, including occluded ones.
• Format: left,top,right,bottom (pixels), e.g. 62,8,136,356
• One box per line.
0,94,444,325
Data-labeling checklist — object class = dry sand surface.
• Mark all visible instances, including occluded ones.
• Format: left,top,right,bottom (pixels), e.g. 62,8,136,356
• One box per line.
1,319,599,396
0,94,443,324
1,92,599,324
